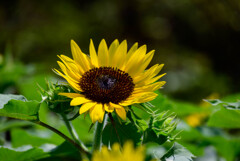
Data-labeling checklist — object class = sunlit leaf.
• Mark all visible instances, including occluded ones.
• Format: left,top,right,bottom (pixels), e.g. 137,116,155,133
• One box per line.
0,94,40,121
203,99,223,106
0,146,49,161
11,128,63,148
0,94,26,109
102,120,142,146
207,107,240,128
160,142,195,161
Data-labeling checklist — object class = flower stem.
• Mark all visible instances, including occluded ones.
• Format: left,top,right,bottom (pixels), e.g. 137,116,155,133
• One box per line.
60,113,89,152
34,120,90,155
92,114,108,152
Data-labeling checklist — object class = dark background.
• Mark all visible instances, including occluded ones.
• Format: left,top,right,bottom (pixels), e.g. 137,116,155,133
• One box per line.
1,0,240,102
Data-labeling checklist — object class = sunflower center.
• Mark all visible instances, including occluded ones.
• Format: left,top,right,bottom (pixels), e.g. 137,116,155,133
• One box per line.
79,67,134,104
97,75,116,90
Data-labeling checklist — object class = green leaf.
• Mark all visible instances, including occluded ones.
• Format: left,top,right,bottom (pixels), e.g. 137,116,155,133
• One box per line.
143,111,178,145
17,74,49,101
221,93,240,102
223,101,240,110
204,98,240,110
48,141,81,159
11,128,63,148
36,141,81,161
0,146,49,161
0,94,40,121
127,110,148,131
203,99,223,106
102,120,142,146
205,136,240,161
0,94,26,109
71,116,94,142
150,91,207,116
143,128,168,145
207,107,240,128
0,120,33,132
160,142,195,161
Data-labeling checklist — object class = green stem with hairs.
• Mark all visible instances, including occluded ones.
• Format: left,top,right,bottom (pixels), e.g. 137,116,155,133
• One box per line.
92,114,108,152
60,113,89,152
34,120,90,155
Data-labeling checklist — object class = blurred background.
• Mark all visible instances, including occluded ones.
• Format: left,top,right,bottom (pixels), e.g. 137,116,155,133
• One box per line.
1,1,240,161
0,0,240,101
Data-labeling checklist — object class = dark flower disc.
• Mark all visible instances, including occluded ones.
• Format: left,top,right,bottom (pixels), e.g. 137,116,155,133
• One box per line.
79,67,135,104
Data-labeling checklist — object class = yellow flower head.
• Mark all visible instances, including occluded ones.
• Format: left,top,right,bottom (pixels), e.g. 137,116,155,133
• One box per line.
92,142,145,161
54,39,166,123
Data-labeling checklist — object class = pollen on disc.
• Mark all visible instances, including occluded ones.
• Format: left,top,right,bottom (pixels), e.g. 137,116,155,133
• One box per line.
79,67,135,104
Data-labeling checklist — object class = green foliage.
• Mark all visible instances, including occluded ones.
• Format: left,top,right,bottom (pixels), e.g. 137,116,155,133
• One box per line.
0,146,49,161
146,142,195,161
0,94,40,121
0,94,27,108
11,128,62,148
149,91,209,117
0,51,26,93
206,99,240,128
177,123,240,161
160,142,195,161
0,120,33,132
102,118,142,146
1,70,240,161
38,81,74,114
207,107,240,128
143,111,178,145
47,141,81,160
205,99,240,110
17,74,50,101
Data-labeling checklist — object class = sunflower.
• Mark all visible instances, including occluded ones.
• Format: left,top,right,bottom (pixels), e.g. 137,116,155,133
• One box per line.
91,142,145,161
54,39,166,123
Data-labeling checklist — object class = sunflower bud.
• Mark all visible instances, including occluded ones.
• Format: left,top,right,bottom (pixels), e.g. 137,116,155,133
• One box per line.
38,80,73,114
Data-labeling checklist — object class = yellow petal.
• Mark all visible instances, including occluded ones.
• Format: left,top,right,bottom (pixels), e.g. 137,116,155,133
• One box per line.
71,40,92,71
124,45,147,77
145,73,166,85
58,55,84,76
53,69,82,92
57,61,80,82
115,107,126,120
136,92,158,103
109,39,119,56
119,100,134,107
70,97,91,106
126,50,155,78
98,39,109,66
104,104,114,112
112,143,121,151
59,93,84,98
79,102,97,114
90,104,105,123
133,92,158,103
110,40,127,69
134,81,166,93
135,50,155,74
126,42,138,59
119,92,146,106
152,64,164,76
109,102,122,108
121,92,158,105
134,64,164,86
89,39,98,67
